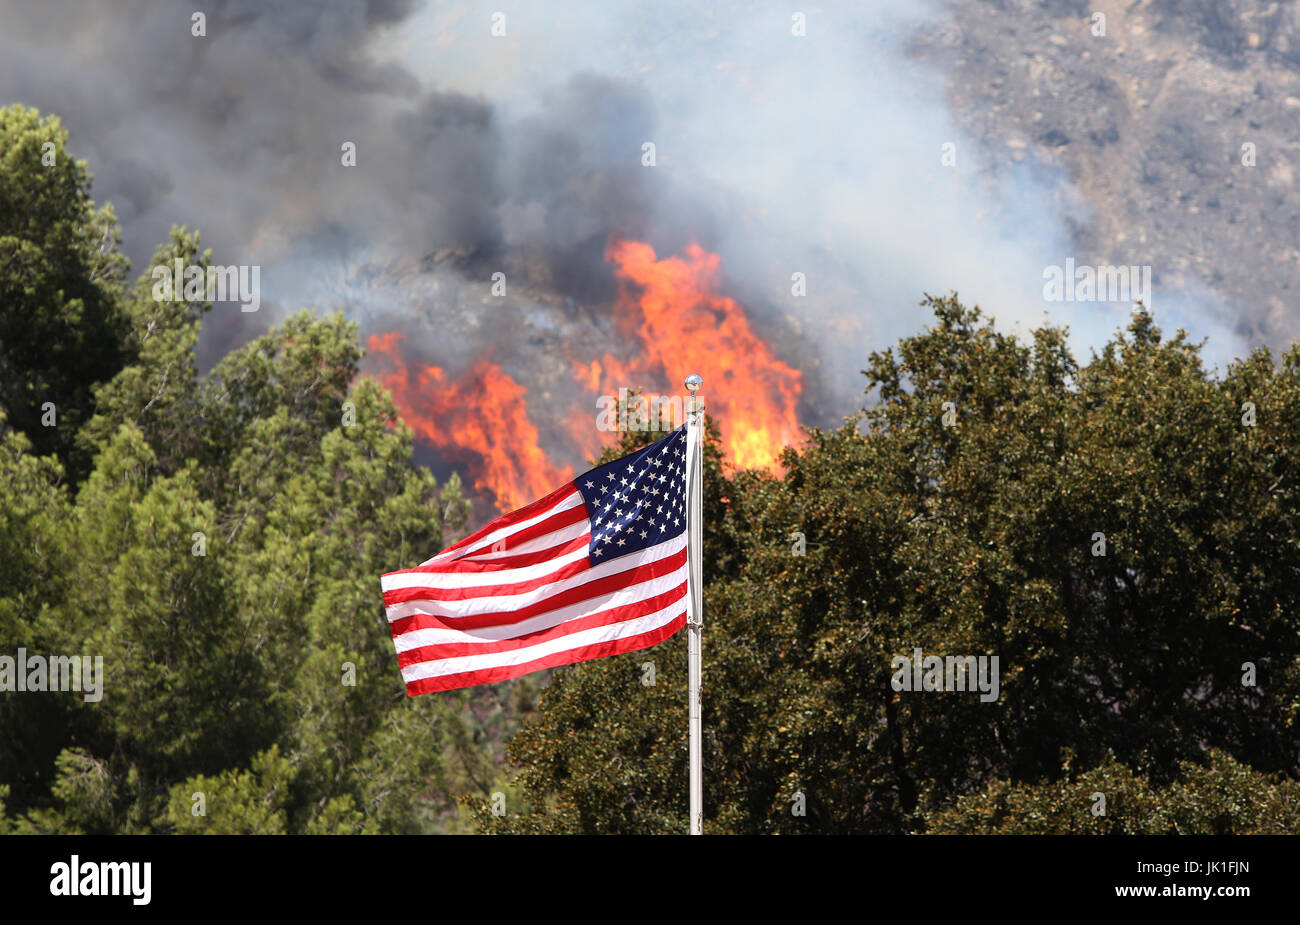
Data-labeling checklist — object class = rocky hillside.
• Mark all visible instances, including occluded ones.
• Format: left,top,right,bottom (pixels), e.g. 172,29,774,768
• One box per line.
912,0,1300,348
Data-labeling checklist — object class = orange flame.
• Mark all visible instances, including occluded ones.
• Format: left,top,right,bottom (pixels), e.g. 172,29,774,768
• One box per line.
365,239,802,517
365,332,571,512
586,239,803,471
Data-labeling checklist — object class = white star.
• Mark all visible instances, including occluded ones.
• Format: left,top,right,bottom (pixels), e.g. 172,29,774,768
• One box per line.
639,530,648,539
617,538,627,546
585,480,595,489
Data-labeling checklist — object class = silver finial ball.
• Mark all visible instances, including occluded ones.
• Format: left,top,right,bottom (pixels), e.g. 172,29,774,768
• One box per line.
685,374,703,394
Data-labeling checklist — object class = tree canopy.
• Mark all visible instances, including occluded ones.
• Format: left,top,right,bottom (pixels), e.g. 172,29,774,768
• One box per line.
0,106,131,480
483,298,1300,834
0,106,494,833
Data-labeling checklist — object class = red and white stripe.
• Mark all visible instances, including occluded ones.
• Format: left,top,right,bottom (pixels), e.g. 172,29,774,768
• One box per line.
382,482,688,695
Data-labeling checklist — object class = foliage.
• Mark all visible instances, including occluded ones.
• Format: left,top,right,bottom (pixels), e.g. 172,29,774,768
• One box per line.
486,297,1300,834
0,101,478,830
0,106,131,480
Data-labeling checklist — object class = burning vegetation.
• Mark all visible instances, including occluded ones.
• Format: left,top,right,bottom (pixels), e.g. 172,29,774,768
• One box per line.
366,239,803,512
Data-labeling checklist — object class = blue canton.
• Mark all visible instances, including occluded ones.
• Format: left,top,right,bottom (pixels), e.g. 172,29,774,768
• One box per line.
576,426,689,563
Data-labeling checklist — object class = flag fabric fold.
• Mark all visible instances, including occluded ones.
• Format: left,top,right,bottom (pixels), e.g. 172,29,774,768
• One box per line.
382,426,690,695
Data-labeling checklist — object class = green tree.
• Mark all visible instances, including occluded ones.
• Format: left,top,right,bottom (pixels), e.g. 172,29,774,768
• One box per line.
0,419,74,811
0,105,512,835
0,106,132,479
3,299,474,833
486,296,1300,834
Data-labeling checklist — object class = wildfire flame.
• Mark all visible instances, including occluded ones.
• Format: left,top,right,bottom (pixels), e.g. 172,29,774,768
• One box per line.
587,238,803,471
365,332,572,512
364,239,802,513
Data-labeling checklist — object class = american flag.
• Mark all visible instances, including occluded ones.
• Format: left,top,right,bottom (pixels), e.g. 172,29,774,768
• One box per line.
382,426,691,695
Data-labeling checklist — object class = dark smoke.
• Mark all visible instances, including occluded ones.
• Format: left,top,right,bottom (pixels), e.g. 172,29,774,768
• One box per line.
0,2,814,407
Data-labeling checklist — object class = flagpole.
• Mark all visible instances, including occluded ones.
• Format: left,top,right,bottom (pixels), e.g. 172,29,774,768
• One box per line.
684,374,705,835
